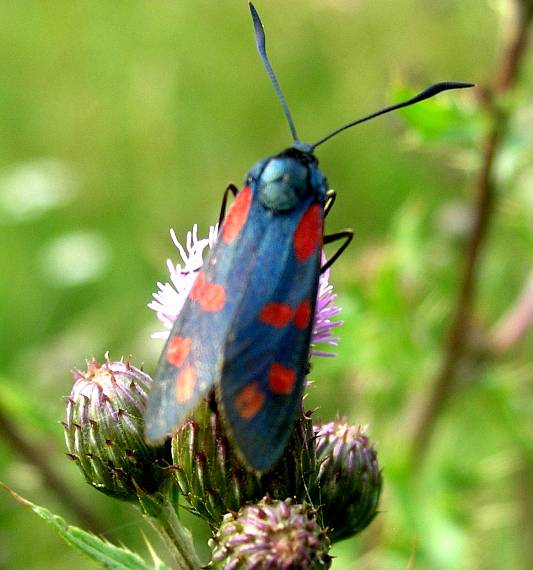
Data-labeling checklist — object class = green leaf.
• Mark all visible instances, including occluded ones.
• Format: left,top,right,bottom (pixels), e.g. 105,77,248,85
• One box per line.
0,482,169,570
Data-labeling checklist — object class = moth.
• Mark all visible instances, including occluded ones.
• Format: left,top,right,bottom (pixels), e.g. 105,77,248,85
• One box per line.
144,2,473,471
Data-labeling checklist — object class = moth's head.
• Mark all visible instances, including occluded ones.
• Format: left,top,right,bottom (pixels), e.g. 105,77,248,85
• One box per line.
247,146,326,212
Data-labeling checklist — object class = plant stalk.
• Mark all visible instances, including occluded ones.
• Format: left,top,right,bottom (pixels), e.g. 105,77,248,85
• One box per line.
410,0,533,464
139,489,202,570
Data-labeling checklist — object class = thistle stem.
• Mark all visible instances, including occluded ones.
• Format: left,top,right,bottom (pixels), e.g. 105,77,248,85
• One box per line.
139,490,202,570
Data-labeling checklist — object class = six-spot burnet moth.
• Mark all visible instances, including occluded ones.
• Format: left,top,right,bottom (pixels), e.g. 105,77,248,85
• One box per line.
144,2,473,472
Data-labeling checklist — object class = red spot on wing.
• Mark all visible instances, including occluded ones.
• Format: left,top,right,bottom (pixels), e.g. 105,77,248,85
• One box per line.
259,302,293,328
234,382,266,420
189,272,207,302
293,299,312,329
175,365,196,403
222,185,253,244
188,271,226,312
294,203,323,262
199,283,226,312
167,336,192,367
268,363,296,395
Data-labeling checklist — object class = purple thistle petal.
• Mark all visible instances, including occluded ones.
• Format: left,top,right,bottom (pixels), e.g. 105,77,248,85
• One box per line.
148,224,218,338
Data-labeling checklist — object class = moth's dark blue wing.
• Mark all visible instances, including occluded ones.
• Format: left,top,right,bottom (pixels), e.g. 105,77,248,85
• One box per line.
218,203,323,471
145,180,324,474
144,186,256,442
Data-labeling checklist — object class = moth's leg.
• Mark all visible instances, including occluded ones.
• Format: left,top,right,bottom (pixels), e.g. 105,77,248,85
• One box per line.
324,189,336,218
218,183,239,226
321,230,354,273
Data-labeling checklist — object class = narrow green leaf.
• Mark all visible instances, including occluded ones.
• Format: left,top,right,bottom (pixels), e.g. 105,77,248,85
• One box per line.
1,483,168,570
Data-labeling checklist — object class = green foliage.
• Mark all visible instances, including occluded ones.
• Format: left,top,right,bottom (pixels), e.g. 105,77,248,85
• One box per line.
0,1,531,569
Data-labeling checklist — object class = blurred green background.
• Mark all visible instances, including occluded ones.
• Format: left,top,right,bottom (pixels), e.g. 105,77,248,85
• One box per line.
0,1,531,568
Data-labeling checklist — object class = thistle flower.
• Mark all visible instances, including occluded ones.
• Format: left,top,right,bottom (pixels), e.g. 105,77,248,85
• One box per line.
171,397,316,527
64,356,170,500
148,224,342,355
313,420,382,542
209,497,331,570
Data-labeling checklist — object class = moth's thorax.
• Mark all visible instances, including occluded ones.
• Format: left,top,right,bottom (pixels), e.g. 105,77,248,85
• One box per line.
247,146,327,212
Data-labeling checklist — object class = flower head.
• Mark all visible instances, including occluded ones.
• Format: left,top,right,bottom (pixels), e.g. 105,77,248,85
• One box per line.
64,356,170,500
313,420,382,542
149,224,342,354
209,497,331,569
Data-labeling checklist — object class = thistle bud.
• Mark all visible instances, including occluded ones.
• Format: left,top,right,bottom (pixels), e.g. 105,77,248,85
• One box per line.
64,356,170,500
314,420,382,542
209,497,331,569
171,396,316,527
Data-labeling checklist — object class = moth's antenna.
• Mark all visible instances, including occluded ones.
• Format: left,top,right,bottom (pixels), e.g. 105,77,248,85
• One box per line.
249,2,300,144
312,82,474,149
